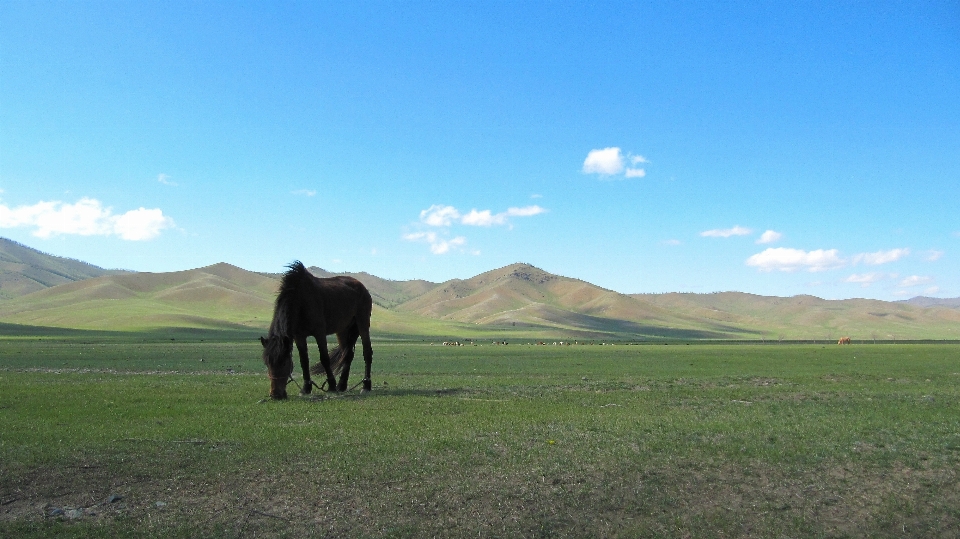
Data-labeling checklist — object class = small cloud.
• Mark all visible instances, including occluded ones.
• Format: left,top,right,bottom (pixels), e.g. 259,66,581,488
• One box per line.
113,207,175,240
582,147,624,176
292,189,316,197
746,247,844,272
458,205,546,227
845,273,886,288
852,248,910,265
701,225,752,238
583,148,651,179
531,194,543,199
403,231,466,254
505,205,546,218
0,197,174,241
419,204,545,228
420,205,461,227
926,250,944,261
756,230,783,244
924,286,940,295
953,231,960,238
898,275,932,288
157,173,177,186
461,209,503,227
662,239,681,246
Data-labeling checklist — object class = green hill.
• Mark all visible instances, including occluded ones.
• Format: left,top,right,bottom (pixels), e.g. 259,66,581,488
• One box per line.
0,240,957,340
0,262,276,331
0,238,128,299
633,292,960,340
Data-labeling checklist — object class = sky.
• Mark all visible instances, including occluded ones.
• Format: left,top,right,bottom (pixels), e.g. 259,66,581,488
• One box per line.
1,1,958,301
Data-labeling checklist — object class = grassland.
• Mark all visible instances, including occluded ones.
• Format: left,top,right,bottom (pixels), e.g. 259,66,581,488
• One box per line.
1,333,959,538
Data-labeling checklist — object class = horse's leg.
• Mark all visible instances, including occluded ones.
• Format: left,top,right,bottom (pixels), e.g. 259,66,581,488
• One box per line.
336,330,358,392
294,337,313,395
315,337,339,392
359,321,373,392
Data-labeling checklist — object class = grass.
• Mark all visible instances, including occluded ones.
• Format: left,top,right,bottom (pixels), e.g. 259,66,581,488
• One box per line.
1,335,959,537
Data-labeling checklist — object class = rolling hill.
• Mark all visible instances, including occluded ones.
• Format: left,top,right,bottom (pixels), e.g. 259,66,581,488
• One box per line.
633,292,960,341
0,238,128,299
0,238,958,340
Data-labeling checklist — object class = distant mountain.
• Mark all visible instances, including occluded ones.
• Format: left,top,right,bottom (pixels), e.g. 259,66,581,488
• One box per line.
0,243,957,340
0,262,278,331
0,238,128,299
632,292,960,340
897,296,960,309
392,263,752,339
307,266,439,308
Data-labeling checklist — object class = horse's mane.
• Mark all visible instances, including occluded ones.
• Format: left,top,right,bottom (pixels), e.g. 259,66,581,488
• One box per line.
262,261,311,367
270,261,310,335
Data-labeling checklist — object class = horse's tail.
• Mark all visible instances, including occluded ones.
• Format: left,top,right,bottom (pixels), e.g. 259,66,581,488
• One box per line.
310,322,361,377
311,347,348,376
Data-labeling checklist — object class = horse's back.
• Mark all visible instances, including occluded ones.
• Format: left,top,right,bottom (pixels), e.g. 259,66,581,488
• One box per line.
312,275,372,318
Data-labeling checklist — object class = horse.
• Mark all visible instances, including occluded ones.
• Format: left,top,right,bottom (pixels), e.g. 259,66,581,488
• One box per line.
838,336,852,345
260,261,373,399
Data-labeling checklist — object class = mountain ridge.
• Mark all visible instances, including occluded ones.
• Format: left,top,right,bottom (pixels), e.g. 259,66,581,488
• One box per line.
1,238,958,339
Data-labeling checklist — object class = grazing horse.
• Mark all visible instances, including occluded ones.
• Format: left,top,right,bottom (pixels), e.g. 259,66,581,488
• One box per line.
838,336,852,345
260,261,373,400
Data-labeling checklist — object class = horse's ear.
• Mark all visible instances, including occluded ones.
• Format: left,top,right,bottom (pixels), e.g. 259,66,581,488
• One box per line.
260,336,268,348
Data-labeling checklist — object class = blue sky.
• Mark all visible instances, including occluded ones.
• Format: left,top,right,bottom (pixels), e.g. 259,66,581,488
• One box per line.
1,1,958,300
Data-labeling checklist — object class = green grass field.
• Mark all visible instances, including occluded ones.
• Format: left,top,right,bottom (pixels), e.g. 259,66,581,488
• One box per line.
1,334,958,538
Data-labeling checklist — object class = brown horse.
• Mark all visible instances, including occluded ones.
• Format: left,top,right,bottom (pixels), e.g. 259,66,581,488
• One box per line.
838,336,852,345
260,261,373,399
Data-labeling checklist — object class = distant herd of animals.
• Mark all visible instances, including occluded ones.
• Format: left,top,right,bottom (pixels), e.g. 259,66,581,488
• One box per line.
258,262,862,399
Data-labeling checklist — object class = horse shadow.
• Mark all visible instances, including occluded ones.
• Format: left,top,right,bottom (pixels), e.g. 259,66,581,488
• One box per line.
295,386,471,402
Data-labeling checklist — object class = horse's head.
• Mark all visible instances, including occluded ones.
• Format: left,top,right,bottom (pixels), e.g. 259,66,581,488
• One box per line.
260,335,293,399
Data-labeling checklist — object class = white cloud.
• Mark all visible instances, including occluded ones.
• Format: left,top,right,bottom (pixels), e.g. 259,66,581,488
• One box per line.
419,205,461,226
157,173,177,186
756,230,783,244
403,231,466,254
898,275,932,288
409,203,545,253
583,148,651,179
420,204,546,228
926,250,944,261
531,194,543,199
505,205,546,218
746,248,845,272
461,209,504,227
582,147,624,175
662,239,681,246
701,225,753,238
844,273,887,287
852,248,910,265
112,207,174,240
0,197,174,241
292,189,316,197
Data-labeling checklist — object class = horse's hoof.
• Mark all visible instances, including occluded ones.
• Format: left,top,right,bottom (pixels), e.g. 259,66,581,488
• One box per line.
362,380,372,392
